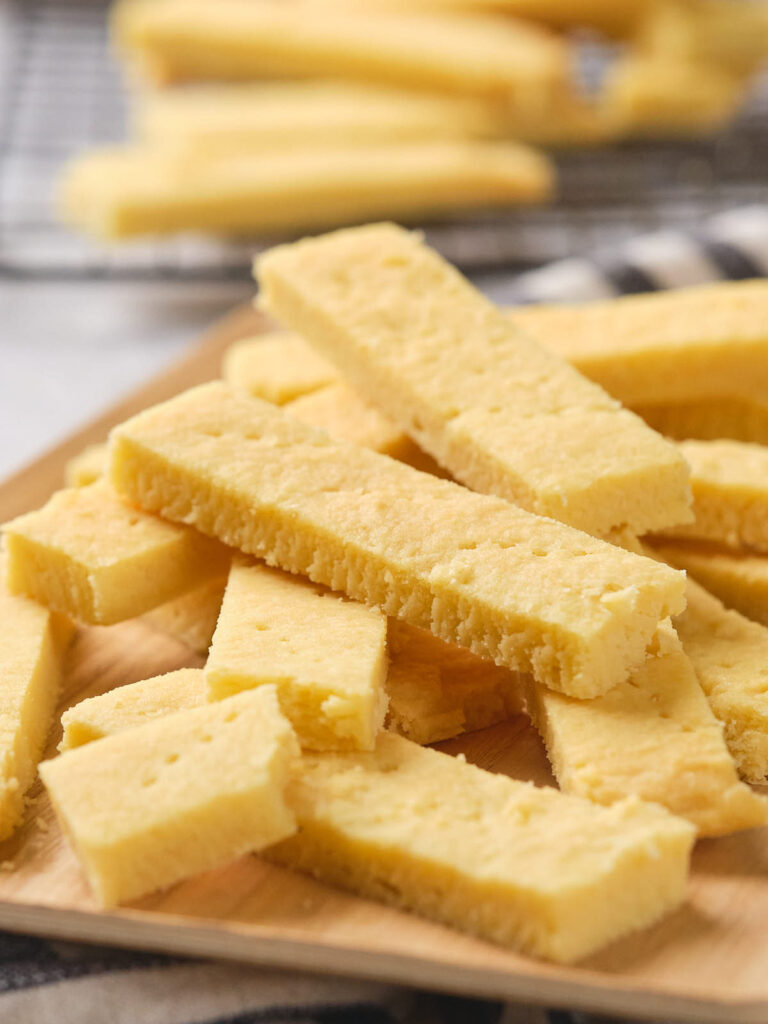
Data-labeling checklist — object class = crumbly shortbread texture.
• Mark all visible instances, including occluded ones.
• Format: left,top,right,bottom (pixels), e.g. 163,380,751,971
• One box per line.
525,618,767,835
675,580,768,785
108,381,686,698
256,222,691,536
0,575,72,841
659,440,768,551
41,686,299,907
207,559,388,751
2,481,228,625
264,732,696,964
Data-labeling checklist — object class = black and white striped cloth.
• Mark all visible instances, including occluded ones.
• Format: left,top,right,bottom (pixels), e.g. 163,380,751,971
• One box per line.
2,206,767,1024
496,205,768,305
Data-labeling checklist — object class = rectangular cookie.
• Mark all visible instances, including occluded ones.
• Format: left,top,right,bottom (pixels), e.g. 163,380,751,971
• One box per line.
41,686,299,907
135,81,504,154
652,538,768,628
206,559,388,751
264,732,695,963
108,381,686,698
658,439,768,551
525,618,767,836
510,281,768,407
59,140,553,241
2,481,229,625
114,0,568,100
257,222,691,537
675,579,768,785
0,575,73,841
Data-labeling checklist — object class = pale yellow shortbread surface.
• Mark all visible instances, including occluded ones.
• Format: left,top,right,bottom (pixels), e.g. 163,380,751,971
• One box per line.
265,732,695,964
257,223,691,537
60,141,553,241
0,575,73,841
510,281,768,408
108,381,686,698
65,443,108,488
2,481,229,625
385,620,524,744
601,55,746,136
660,440,768,551
114,0,568,100
207,559,388,751
60,668,205,752
653,539,768,628
222,333,339,406
41,686,299,907
525,619,766,836
675,580,768,785
135,82,505,154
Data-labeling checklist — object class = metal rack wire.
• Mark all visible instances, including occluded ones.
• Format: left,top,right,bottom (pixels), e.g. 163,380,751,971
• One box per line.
1,0,767,279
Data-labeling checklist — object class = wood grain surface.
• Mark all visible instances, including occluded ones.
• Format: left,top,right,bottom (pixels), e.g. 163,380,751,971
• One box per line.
1,306,768,1023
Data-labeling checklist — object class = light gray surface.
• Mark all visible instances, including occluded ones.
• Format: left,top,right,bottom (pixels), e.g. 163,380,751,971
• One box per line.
0,280,251,480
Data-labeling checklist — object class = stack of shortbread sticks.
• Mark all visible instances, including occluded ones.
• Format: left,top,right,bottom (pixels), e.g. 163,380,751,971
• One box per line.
5,224,768,964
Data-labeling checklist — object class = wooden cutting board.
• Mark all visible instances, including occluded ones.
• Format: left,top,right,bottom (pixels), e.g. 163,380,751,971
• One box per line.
1,306,768,1024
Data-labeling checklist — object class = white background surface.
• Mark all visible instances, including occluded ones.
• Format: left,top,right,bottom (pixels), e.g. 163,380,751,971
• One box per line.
0,279,252,481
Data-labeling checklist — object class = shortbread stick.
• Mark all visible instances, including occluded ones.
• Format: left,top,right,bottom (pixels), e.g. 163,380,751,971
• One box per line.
2,481,229,625
653,539,768,629
509,281,768,408
257,223,691,537
135,82,505,154
60,141,553,241
524,618,767,836
264,732,695,964
108,381,685,699
658,440,768,551
207,559,388,751
114,0,568,101
635,397,768,446
0,574,73,841
42,687,299,907
601,55,747,136
675,579,768,785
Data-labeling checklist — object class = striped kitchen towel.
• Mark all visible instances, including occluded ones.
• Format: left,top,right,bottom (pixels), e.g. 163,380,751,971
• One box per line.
496,204,768,305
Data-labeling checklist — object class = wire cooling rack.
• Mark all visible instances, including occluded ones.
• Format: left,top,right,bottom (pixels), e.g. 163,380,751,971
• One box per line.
1,0,767,279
